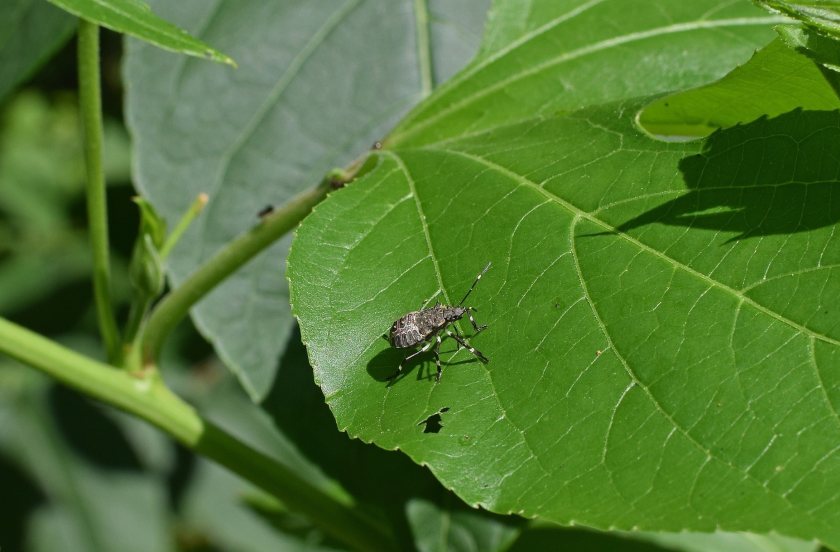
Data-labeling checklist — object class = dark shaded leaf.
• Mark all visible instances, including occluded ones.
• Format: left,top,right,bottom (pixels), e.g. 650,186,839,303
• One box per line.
0,1,75,102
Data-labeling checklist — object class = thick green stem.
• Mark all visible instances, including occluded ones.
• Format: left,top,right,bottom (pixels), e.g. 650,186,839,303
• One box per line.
78,20,120,362
0,317,396,552
143,181,331,364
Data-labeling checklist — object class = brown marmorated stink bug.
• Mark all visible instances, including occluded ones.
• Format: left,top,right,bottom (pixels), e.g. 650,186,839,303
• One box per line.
388,262,491,382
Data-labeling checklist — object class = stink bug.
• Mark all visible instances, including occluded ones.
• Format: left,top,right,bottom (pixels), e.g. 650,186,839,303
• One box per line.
388,262,491,382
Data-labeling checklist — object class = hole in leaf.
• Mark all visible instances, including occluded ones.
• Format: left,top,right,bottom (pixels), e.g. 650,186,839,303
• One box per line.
419,407,450,434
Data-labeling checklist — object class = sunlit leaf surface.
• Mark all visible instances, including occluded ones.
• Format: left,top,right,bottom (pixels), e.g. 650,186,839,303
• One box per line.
289,0,840,544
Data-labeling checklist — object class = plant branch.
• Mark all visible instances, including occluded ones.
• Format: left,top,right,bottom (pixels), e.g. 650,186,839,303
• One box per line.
78,20,120,361
142,181,331,364
413,0,433,97
160,193,209,260
0,317,396,552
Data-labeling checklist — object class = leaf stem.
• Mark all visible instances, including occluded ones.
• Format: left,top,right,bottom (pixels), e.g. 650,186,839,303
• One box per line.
143,180,331,364
413,0,434,97
160,193,209,260
0,317,396,552
122,295,153,354
77,20,120,362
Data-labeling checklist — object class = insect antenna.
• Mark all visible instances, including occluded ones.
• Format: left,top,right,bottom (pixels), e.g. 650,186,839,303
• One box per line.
458,261,492,306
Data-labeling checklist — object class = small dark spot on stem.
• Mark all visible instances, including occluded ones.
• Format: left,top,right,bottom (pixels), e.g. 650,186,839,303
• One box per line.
257,205,274,218
329,175,347,189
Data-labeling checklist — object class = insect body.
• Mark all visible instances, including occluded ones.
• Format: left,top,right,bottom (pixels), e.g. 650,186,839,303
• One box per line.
388,262,491,382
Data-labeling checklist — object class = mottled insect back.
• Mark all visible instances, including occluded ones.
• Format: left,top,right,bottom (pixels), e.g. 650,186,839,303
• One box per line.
388,262,491,382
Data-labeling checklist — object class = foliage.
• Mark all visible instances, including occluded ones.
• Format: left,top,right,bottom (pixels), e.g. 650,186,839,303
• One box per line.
2,0,840,550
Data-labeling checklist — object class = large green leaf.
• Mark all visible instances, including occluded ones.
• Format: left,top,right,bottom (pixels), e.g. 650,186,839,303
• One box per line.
509,523,820,552
125,0,489,400
47,0,233,64
755,1,840,85
776,23,840,80
385,0,783,146
288,0,840,544
756,0,840,37
0,0,75,102
640,38,840,137
637,529,820,552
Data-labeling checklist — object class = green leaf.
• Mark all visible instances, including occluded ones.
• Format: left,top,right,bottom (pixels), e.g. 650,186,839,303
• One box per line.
128,233,163,299
128,198,166,298
386,0,782,147
288,0,840,544
756,0,840,37
406,498,521,552
47,0,234,65
639,38,840,138
132,197,166,248
0,0,75,102
777,24,840,76
125,0,490,400
508,523,820,552
637,529,820,552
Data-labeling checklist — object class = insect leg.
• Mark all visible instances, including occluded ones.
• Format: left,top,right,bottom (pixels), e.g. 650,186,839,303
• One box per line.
433,333,443,382
445,330,489,364
449,325,464,351
404,340,433,362
466,307,487,335
458,261,492,306
391,339,434,379
419,290,442,310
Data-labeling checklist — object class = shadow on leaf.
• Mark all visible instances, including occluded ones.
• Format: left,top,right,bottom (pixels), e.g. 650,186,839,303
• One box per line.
366,344,405,382
367,344,479,385
615,109,840,241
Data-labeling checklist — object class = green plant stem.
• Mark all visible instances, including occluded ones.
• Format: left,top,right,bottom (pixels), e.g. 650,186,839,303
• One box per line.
78,20,120,362
413,0,433,97
160,193,209,260
0,317,396,552
143,180,331,364
123,295,153,352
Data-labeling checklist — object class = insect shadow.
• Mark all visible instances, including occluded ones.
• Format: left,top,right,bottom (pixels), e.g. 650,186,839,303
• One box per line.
366,340,474,384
